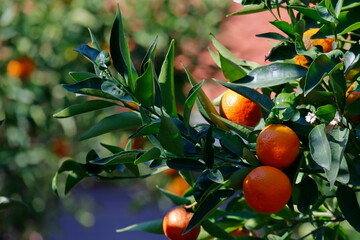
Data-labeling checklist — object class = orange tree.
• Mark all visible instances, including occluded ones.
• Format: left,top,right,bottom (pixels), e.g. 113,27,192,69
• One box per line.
53,0,360,239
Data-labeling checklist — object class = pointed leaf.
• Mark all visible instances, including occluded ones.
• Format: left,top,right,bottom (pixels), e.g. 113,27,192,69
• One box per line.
184,67,228,130
134,147,161,164
69,72,99,82
157,186,192,206
158,40,177,118
53,100,117,118
219,53,247,82
88,28,101,51
134,60,155,107
256,32,288,41
297,176,319,213
325,127,349,188
336,185,360,232
80,111,142,140
91,150,144,165
232,63,307,89
270,21,294,37
304,54,338,96
183,80,204,129
227,3,266,16
110,6,137,90
74,44,100,64
167,158,206,172
201,220,235,240
158,116,184,156
116,219,164,234
184,189,234,234
0,197,27,211
308,124,332,170
140,36,158,74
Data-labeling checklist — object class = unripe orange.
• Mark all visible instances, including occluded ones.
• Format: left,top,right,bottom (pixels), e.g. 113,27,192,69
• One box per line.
163,207,200,240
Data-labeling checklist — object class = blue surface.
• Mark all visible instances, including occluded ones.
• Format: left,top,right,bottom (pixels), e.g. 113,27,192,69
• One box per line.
47,183,168,240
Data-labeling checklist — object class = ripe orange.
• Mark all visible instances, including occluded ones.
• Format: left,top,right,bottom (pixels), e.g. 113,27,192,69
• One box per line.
220,89,262,127
242,166,292,214
163,207,200,240
6,57,35,79
346,81,360,123
256,124,300,169
166,175,190,196
294,28,334,68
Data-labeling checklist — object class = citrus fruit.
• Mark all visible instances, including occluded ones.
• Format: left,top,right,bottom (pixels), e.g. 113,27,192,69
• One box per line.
220,89,262,127
294,28,334,68
256,124,300,169
242,166,292,214
346,81,360,123
166,175,190,196
163,207,200,240
6,57,35,79
131,136,147,150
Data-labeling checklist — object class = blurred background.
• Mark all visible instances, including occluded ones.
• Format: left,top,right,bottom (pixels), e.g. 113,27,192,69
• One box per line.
0,0,281,239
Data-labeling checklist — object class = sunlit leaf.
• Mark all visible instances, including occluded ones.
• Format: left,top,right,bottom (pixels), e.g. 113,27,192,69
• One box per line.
134,60,155,107
219,53,247,82
308,124,331,170
157,186,192,206
158,116,184,156
116,219,164,234
183,80,204,130
53,100,117,118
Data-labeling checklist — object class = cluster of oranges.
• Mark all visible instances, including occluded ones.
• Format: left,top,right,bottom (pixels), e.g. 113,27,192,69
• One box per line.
293,28,334,68
220,89,299,214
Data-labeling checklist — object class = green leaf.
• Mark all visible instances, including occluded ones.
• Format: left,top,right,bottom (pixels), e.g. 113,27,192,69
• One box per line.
134,147,161,164
134,60,155,107
325,127,349,188
184,189,234,234
315,104,337,123
75,44,100,64
53,100,117,118
100,143,124,154
265,43,297,62
130,121,161,139
53,160,89,195
290,6,329,24
219,53,247,82
227,3,267,16
69,72,99,82
80,111,142,140
304,54,337,96
184,67,228,130
116,219,164,234
183,80,204,130
202,126,214,168
315,1,338,23
63,78,102,92
158,40,177,118
231,63,307,89
256,32,288,41
157,186,192,206
211,114,253,140
110,6,137,90
336,185,360,232
296,176,319,213
91,150,144,165
158,116,184,156
140,36,158,74
309,124,332,170
270,21,294,37
88,28,101,51
201,220,235,240
215,81,274,114
0,197,27,211
228,167,254,190
344,43,360,80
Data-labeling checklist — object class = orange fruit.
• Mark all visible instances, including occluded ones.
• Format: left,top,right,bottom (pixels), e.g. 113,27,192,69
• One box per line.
166,175,190,196
6,57,35,79
52,137,72,158
163,207,200,240
346,82,360,123
242,166,292,214
256,124,300,169
294,28,334,68
164,169,178,176
220,89,262,127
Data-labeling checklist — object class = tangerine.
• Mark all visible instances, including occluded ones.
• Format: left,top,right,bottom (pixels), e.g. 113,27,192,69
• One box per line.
242,166,292,214
6,57,35,79
220,89,262,127
256,124,300,169
346,81,360,123
294,28,334,68
166,175,190,196
163,207,200,240
231,227,250,236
